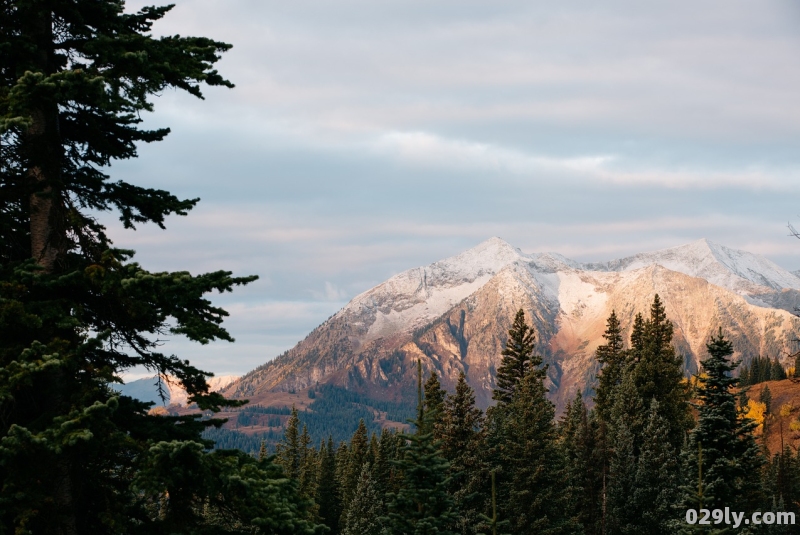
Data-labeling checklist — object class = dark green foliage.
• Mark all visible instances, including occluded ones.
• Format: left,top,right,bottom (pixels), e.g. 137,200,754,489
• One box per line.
739,356,787,386
316,437,342,535
623,295,692,451
497,370,578,535
383,420,458,534
134,443,320,534
423,371,446,436
593,310,625,422
439,372,488,535
339,419,369,524
607,418,638,534
560,392,603,535
0,1,332,532
341,463,384,535
631,400,679,534
679,330,763,513
276,407,302,480
493,309,543,405
760,384,773,415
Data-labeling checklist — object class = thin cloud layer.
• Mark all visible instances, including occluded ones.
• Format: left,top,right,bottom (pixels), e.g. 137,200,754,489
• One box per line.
109,0,800,376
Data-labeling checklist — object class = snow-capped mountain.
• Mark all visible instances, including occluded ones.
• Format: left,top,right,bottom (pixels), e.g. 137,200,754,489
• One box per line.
226,238,800,412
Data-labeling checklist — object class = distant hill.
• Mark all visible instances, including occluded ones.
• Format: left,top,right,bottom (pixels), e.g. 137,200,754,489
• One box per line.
225,238,800,414
115,375,239,406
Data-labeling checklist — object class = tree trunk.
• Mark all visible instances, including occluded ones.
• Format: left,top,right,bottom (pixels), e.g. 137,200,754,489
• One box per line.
24,9,77,534
24,5,64,273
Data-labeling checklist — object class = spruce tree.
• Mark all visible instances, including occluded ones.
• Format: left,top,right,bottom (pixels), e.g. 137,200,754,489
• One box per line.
560,392,603,535
631,400,679,535
760,384,773,415
679,329,764,513
422,371,446,437
440,371,488,535
316,436,341,534
501,369,577,535
594,310,625,422
0,2,321,532
493,309,543,405
629,294,691,449
607,419,638,535
276,407,301,480
383,424,458,534
340,419,369,524
341,463,385,535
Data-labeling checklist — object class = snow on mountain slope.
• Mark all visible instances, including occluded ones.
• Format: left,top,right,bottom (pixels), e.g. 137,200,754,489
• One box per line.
228,238,800,412
344,237,524,340
582,239,800,295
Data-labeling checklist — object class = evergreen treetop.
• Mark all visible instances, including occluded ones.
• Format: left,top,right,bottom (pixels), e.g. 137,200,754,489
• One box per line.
594,310,625,421
493,308,543,405
680,329,763,512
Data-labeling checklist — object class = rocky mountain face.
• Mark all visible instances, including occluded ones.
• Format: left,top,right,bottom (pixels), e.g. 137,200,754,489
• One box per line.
225,238,800,412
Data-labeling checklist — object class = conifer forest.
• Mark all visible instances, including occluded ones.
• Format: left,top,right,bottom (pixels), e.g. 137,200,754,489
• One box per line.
2,1,800,534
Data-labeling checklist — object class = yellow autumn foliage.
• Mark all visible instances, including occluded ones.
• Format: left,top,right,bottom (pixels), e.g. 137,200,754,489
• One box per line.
790,420,800,433
780,403,794,418
743,399,766,434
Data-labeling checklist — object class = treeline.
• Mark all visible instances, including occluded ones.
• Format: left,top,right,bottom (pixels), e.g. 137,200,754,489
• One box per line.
267,296,800,534
216,385,417,453
740,355,788,386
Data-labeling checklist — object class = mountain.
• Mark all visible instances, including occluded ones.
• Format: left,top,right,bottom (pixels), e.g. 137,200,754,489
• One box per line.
116,375,239,406
225,238,800,412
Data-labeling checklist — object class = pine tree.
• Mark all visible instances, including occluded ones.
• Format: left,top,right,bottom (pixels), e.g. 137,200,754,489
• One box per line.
298,425,319,505
560,392,603,535
493,309,543,405
383,424,458,534
501,370,578,535
316,436,341,534
629,294,692,450
341,463,385,535
760,384,773,415
607,419,637,535
276,407,302,480
631,400,679,535
0,2,321,532
440,372,488,535
594,310,625,422
340,419,369,524
679,329,764,513
423,371,447,434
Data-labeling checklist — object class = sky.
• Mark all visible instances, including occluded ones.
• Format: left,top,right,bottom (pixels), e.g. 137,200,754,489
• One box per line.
114,0,800,378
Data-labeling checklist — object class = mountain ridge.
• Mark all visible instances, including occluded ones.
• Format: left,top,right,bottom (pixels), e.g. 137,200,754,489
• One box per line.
226,238,800,412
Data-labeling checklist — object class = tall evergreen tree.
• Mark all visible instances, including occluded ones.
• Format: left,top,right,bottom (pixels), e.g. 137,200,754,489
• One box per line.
594,310,625,422
629,294,691,449
339,419,369,524
678,329,764,513
383,423,458,535
501,370,578,535
631,400,679,535
341,463,384,535
560,392,603,535
439,371,488,535
276,407,301,480
0,2,321,532
422,371,446,437
493,309,543,405
607,418,638,535
316,436,341,535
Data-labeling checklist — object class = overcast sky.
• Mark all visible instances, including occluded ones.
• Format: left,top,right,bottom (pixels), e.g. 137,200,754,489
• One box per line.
114,0,800,378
